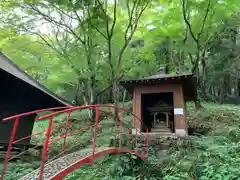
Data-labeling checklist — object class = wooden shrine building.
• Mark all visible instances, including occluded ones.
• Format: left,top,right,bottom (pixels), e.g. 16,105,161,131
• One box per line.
0,52,71,153
120,67,197,136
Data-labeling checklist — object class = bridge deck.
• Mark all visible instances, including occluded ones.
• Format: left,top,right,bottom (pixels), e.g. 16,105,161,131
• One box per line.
20,147,110,180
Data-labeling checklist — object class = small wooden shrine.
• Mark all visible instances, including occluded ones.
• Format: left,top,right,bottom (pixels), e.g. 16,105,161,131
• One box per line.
120,67,197,136
146,100,173,131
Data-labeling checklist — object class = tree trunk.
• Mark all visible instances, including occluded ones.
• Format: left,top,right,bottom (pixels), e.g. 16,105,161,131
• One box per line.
122,89,127,107
81,76,96,122
194,64,203,109
112,77,120,121
194,100,202,109
90,75,96,121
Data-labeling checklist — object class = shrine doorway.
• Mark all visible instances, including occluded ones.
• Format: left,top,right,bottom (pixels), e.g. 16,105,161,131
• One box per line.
141,92,174,132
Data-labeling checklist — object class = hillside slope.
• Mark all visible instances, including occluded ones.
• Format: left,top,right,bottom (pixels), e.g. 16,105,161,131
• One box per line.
64,103,240,180
1,103,240,180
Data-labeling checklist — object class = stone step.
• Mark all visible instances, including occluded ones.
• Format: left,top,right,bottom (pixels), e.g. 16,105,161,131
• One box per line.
148,132,173,135
151,128,171,133
131,129,173,136
156,149,168,158
154,125,169,128
152,127,170,130
154,127,170,129
151,130,171,134
133,133,176,142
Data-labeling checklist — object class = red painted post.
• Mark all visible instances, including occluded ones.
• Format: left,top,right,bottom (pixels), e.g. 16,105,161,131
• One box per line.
128,128,130,137
39,116,54,180
91,106,99,161
62,110,71,151
1,117,19,180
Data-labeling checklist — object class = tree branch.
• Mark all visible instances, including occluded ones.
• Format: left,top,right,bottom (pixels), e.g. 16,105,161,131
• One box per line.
27,4,85,44
118,0,149,69
125,0,138,41
110,0,117,37
181,0,198,43
198,0,211,39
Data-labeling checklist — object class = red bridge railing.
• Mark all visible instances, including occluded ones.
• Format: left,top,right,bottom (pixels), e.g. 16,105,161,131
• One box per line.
0,104,148,180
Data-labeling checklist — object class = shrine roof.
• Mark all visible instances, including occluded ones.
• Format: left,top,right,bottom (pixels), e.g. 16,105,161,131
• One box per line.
120,73,197,101
120,73,194,83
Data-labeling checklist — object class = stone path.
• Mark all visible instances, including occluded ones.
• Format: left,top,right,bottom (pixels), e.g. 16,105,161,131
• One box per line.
19,147,110,180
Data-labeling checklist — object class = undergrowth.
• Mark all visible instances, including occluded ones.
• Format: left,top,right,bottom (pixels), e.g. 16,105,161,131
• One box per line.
1,102,240,180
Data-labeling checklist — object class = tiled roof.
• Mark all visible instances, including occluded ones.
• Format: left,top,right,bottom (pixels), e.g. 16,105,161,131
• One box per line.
120,73,194,84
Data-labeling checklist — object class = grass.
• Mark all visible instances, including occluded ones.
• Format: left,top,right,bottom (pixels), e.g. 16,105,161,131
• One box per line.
1,102,240,180
187,102,240,130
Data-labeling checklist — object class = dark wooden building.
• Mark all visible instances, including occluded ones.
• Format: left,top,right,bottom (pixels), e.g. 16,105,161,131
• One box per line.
0,52,71,149
120,68,197,136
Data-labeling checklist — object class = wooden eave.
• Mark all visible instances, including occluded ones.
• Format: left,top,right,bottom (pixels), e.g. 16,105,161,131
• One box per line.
120,74,197,102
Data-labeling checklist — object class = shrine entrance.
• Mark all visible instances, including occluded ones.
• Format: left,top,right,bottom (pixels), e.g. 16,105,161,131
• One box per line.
141,92,174,133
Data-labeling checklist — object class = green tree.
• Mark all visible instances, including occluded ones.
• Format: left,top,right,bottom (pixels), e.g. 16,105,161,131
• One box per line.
91,0,150,112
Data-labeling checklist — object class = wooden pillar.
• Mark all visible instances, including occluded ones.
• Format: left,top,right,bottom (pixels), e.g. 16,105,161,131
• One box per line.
164,112,169,127
132,88,141,131
173,85,187,136
153,112,158,128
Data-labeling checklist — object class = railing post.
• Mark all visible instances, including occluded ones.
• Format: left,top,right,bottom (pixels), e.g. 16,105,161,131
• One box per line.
39,116,54,180
1,117,19,180
62,111,71,151
91,106,99,162
128,128,131,140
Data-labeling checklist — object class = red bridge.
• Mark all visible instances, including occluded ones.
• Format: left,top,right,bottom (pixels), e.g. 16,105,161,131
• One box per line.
0,104,148,180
